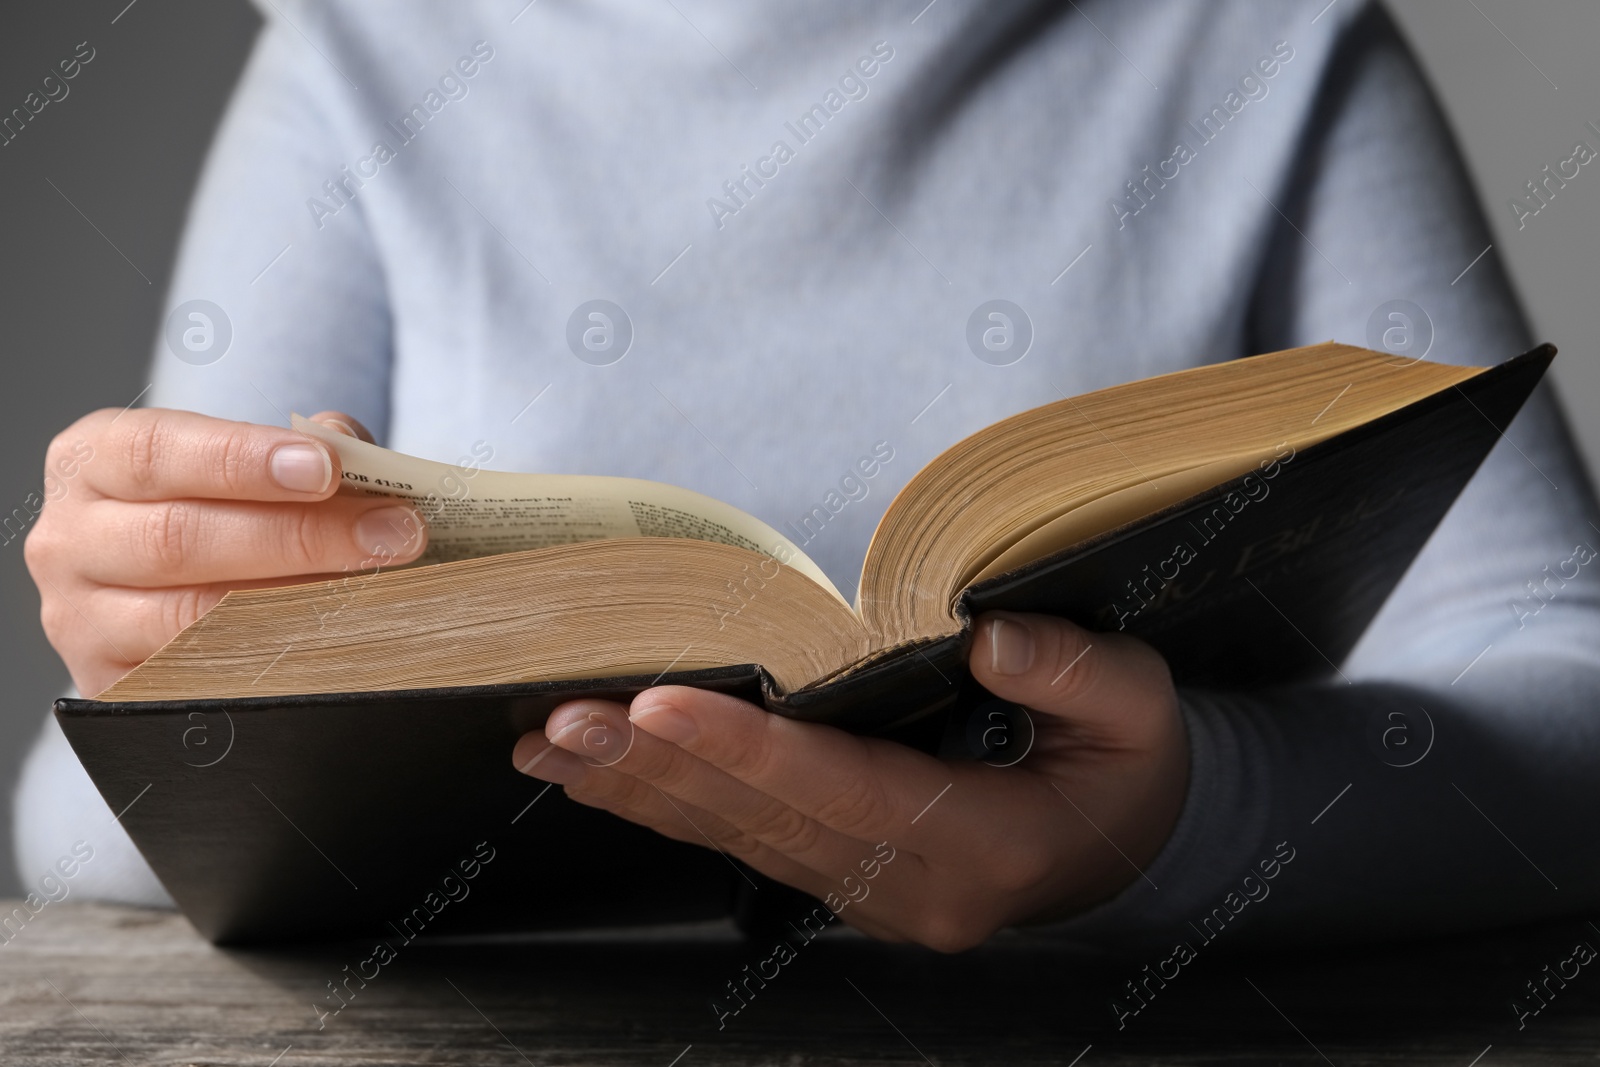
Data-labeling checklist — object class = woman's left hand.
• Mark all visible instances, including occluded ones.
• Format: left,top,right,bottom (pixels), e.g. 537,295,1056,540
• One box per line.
512,610,1190,951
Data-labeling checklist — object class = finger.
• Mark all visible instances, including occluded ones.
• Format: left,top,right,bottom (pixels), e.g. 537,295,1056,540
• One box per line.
307,411,376,444
76,408,345,503
624,685,973,847
519,701,881,883
968,611,1175,742
516,717,953,946
559,772,845,896
553,766,911,942
512,717,854,898
74,496,425,586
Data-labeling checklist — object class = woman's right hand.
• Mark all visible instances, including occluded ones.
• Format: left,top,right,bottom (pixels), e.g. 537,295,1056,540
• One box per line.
24,408,427,698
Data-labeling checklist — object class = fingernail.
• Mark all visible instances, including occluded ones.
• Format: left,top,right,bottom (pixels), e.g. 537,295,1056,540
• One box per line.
321,418,359,438
631,701,697,746
355,506,424,559
514,739,586,785
553,708,630,765
269,443,332,493
988,615,1036,676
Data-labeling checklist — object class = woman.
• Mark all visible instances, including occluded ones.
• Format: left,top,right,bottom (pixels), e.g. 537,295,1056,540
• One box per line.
16,0,1600,950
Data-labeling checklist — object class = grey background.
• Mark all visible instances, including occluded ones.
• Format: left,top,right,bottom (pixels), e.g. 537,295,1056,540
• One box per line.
0,0,1594,894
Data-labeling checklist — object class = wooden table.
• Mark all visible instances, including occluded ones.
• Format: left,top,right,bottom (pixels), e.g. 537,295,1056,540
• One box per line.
2,900,1597,1065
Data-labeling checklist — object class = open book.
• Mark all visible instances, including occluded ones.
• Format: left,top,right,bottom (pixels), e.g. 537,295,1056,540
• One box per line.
61,341,1552,942
101,341,1551,709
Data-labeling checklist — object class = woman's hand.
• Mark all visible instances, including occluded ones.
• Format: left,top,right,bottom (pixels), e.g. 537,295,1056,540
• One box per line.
25,408,426,698
513,610,1189,951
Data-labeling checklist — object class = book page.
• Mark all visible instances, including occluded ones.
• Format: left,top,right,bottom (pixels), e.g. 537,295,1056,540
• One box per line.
292,416,843,602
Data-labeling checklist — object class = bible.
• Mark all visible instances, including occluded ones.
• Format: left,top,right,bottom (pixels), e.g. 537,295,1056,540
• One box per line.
56,341,1552,941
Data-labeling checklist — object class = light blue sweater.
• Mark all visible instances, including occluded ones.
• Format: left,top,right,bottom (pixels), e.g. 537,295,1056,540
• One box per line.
16,0,1600,947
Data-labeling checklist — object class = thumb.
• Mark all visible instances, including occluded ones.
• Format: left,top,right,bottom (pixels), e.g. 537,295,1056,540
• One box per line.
968,611,1175,737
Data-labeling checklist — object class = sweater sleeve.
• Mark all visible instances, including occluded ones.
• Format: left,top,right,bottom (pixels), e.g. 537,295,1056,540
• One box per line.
1035,3,1600,949
10,10,393,906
